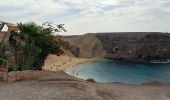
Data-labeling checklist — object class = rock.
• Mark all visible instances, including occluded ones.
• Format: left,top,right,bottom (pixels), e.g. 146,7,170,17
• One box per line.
61,32,170,62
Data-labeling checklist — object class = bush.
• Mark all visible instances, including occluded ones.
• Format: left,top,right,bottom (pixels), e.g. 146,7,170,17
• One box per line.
9,65,20,71
86,78,96,83
0,51,7,66
17,22,63,70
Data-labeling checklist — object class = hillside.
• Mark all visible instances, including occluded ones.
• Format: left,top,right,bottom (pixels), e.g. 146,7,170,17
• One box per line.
61,32,170,62
62,34,106,58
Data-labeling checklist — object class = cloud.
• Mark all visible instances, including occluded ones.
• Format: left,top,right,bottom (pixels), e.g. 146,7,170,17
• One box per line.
0,0,170,35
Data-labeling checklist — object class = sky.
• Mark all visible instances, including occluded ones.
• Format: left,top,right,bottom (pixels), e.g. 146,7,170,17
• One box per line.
0,0,170,35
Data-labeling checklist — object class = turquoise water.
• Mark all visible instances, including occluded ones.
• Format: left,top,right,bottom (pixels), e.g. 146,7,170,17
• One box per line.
66,59,170,84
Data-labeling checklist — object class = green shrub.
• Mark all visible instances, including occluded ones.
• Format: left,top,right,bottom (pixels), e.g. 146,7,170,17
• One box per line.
0,51,7,66
86,78,96,83
9,65,20,71
16,22,65,71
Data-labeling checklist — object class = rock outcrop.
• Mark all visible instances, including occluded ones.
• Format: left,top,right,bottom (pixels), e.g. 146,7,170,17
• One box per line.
61,32,170,62
61,34,106,58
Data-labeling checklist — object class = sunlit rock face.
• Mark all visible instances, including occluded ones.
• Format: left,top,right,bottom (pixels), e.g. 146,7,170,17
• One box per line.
61,34,106,58
63,32,170,62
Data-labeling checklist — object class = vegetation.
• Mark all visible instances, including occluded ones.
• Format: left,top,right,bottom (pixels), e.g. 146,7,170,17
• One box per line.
0,51,7,66
9,22,66,71
86,78,96,83
0,42,7,67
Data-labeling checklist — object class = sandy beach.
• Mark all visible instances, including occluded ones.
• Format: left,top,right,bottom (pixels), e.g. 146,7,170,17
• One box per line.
43,54,94,71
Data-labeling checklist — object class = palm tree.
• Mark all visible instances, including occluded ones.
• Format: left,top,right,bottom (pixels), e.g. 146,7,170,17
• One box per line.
17,22,66,70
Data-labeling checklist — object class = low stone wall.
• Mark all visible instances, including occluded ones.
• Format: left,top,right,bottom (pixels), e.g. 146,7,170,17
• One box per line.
2,70,44,82
0,72,5,81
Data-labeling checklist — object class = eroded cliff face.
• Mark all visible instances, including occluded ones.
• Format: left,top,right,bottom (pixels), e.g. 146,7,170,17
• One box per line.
137,34,170,60
62,34,106,58
62,32,170,61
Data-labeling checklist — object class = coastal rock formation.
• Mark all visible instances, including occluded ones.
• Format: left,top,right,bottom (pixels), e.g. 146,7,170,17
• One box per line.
137,34,170,60
61,32,170,62
61,34,106,58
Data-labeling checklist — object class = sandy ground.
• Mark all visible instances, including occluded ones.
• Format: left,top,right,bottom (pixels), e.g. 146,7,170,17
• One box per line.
0,71,169,100
43,54,94,71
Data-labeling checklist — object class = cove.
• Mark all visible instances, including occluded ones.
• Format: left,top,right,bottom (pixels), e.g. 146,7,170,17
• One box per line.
65,59,170,84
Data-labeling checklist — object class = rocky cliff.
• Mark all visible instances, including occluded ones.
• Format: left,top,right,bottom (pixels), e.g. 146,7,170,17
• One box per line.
61,34,106,58
61,32,170,62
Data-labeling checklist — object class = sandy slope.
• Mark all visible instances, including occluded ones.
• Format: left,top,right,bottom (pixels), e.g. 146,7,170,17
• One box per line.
0,71,169,100
43,54,92,71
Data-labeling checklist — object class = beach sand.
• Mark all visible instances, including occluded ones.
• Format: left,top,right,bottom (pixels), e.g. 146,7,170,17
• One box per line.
43,54,93,71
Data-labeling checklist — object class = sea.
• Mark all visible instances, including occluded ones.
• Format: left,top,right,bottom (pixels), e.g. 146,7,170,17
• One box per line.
66,59,170,84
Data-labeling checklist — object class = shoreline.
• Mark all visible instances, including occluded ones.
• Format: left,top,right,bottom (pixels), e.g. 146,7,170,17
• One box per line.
43,54,100,71
43,55,170,85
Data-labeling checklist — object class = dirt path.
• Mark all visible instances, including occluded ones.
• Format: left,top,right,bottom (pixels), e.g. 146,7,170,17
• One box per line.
0,71,170,100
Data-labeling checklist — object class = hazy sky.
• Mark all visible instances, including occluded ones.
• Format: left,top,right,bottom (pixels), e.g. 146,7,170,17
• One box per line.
0,0,170,35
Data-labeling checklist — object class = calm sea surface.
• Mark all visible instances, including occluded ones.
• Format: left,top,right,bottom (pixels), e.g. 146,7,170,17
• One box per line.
66,59,170,84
